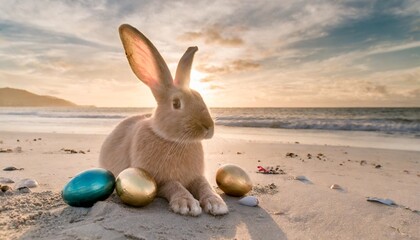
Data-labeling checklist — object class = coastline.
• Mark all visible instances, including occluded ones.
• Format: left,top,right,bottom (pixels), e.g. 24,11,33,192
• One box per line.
0,129,419,239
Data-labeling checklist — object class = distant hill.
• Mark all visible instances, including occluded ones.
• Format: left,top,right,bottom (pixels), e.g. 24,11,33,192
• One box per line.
0,87,78,107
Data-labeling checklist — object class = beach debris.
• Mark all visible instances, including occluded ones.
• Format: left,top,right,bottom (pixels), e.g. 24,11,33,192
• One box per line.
238,196,259,207
316,153,327,160
375,164,382,169
0,148,13,153
61,148,86,154
307,153,312,159
295,141,300,144
15,178,39,189
286,152,298,158
38,138,42,140
3,166,24,171
17,139,19,142
330,184,342,190
0,177,15,184
367,197,395,206
14,146,22,153
236,151,243,155
33,138,37,141
251,183,278,195
1,185,12,192
257,165,285,174
360,160,367,166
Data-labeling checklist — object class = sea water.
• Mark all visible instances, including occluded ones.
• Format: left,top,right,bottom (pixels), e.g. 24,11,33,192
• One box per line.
0,107,419,151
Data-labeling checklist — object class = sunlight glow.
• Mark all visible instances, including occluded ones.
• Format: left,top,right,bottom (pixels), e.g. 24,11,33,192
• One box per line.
190,69,208,96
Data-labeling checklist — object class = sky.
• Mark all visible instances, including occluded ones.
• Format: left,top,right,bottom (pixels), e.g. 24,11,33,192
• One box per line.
0,0,419,107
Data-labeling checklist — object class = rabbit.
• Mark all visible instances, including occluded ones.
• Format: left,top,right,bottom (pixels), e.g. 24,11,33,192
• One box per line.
99,24,228,216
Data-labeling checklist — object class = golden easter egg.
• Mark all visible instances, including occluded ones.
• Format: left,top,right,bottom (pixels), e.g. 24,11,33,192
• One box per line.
115,168,157,207
216,164,252,197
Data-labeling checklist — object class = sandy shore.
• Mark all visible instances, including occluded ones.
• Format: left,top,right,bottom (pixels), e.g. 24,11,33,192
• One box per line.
0,130,419,239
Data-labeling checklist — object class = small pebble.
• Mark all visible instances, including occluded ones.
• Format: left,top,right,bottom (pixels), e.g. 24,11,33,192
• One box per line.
375,164,382,169
1,185,12,192
16,179,38,188
238,196,259,207
0,177,15,184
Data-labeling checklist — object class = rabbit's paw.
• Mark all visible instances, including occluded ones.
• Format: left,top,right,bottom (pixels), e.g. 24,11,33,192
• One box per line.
170,196,202,216
201,195,229,216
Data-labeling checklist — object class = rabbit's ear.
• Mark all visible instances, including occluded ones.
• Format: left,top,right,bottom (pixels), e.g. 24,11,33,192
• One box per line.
174,46,198,88
119,24,173,98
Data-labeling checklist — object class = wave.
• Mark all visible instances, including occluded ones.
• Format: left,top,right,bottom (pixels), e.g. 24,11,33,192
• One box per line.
1,108,419,136
0,111,127,119
215,116,420,134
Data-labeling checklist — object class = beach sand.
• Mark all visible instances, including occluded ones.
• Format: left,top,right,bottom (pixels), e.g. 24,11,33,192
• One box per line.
0,130,419,239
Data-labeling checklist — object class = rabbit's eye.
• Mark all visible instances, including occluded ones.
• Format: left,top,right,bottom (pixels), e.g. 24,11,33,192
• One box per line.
172,98,181,110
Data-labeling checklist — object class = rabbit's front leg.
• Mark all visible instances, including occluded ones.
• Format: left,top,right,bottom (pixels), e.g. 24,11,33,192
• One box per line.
189,176,229,216
158,181,202,216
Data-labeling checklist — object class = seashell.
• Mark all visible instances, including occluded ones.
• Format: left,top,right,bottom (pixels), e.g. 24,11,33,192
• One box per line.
15,178,38,188
116,168,157,207
367,197,395,206
238,196,259,207
216,164,252,197
62,168,115,207
0,177,14,184
330,184,342,190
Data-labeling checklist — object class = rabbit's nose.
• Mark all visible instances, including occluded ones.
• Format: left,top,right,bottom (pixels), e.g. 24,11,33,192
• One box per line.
204,125,214,139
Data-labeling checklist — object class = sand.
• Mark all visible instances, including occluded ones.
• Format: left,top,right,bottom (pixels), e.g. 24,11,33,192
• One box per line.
0,130,419,240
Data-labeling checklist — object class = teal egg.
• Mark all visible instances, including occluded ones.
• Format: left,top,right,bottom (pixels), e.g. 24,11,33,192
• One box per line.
62,168,115,207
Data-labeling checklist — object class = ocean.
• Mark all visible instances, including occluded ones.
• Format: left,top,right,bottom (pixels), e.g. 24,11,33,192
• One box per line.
1,107,419,150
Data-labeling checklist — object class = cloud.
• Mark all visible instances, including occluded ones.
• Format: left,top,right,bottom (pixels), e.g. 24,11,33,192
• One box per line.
200,75,216,83
363,83,389,95
196,59,260,74
178,25,244,47
208,84,224,90
0,0,419,107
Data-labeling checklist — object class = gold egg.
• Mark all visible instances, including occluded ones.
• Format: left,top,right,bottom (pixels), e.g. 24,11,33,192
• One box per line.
216,164,252,197
115,168,157,207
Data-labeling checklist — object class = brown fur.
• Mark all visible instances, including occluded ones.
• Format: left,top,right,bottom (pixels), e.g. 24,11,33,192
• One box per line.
98,24,228,216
